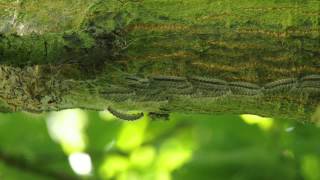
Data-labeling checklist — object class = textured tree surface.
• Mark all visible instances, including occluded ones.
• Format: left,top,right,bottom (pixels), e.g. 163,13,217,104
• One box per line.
0,0,319,122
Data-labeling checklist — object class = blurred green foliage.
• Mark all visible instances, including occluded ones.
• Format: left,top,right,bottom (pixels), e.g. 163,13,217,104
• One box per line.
0,110,319,180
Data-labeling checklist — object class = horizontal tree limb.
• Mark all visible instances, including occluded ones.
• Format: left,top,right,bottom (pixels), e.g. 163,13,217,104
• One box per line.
0,0,319,122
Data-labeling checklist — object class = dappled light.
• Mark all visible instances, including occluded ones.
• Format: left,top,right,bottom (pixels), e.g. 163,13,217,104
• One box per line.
156,137,194,172
99,110,117,122
46,109,88,154
99,154,130,179
130,146,156,169
116,116,149,152
301,155,320,180
98,114,196,180
240,114,274,131
68,152,92,176
0,111,320,179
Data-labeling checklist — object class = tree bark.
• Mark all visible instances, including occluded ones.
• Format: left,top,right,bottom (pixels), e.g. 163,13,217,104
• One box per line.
0,0,319,122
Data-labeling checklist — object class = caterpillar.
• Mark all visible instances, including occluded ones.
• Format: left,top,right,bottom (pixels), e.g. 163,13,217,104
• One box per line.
189,76,227,85
229,82,260,89
151,81,190,89
263,78,297,93
229,81,261,96
138,88,170,101
126,77,150,89
100,86,136,102
300,81,320,88
195,89,231,98
149,76,190,90
299,75,320,91
103,93,136,102
149,75,187,82
300,74,320,82
166,85,195,95
299,87,320,94
100,85,132,94
189,76,229,91
110,75,320,102
107,106,144,121
264,78,297,89
125,75,149,83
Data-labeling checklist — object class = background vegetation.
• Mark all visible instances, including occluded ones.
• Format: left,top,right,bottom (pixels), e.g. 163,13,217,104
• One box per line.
0,111,319,180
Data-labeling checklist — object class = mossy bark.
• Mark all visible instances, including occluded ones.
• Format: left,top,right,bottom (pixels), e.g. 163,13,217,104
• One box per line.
0,0,319,122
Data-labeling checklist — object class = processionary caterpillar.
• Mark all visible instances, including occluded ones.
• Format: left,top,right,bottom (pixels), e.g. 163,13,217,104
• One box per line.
107,106,144,121
229,81,261,96
264,78,297,90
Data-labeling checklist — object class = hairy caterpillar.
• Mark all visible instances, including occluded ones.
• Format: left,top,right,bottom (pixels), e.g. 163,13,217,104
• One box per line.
103,93,136,102
195,89,231,98
263,78,297,93
301,74,320,81
149,75,187,82
188,76,230,97
229,81,261,96
125,76,149,83
300,81,320,88
189,76,229,91
299,75,320,93
229,82,260,89
264,78,297,89
125,76,150,88
299,87,320,94
100,85,132,94
100,86,136,102
107,106,144,121
189,76,227,85
166,85,195,95
299,82,320,95
149,75,190,90
125,75,149,83
137,88,171,101
152,81,190,89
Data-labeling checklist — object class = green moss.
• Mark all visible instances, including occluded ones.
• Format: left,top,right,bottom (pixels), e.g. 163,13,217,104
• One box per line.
0,99,13,113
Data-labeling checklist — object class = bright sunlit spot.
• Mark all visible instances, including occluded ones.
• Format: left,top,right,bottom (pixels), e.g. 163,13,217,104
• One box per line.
130,146,156,169
156,170,171,180
99,110,116,121
99,155,130,179
68,152,93,176
285,126,295,132
116,117,149,152
156,136,194,175
46,109,88,154
240,114,274,131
